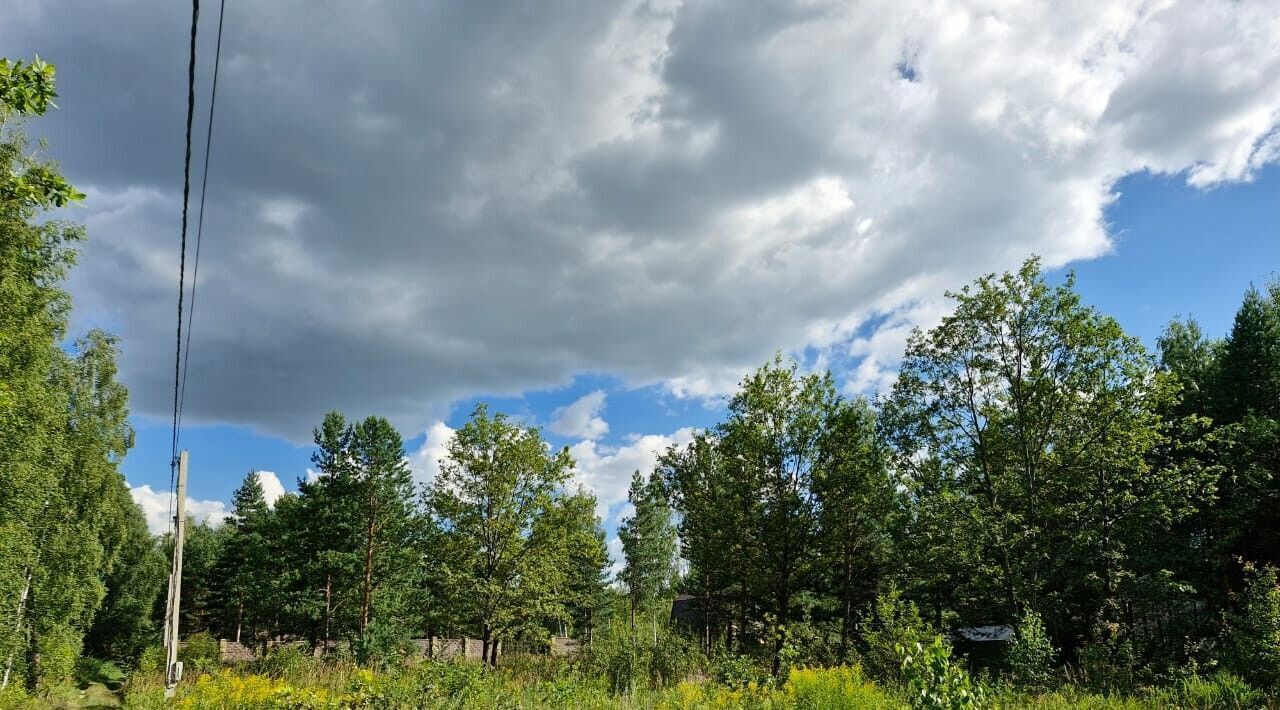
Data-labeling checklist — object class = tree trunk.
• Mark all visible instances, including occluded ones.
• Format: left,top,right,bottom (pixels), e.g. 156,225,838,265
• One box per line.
2,567,33,690
322,573,332,653
839,556,852,662
481,624,492,666
235,604,243,644
362,500,375,633
772,579,789,677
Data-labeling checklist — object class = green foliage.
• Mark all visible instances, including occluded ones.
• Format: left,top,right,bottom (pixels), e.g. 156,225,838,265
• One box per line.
0,57,57,118
352,619,413,671
1005,608,1056,691
581,615,702,693
0,55,137,694
861,587,930,683
427,404,606,663
1072,626,1141,694
709,651,769,691
619,469,678,630
179,632,222,677
897,636,989,710
1218,562,1280,692
783,665,901,709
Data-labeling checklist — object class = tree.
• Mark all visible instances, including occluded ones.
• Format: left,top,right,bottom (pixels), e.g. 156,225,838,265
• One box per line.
717,356,840,675
215,472,275,646
84,504,166,666
618,470,677,639
659,432,736,654
813,397,894,661
426,404,581,665
882,258,1207,656
292,412,419,647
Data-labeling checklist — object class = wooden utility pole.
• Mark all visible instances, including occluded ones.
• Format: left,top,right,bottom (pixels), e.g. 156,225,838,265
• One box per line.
163,451,189,698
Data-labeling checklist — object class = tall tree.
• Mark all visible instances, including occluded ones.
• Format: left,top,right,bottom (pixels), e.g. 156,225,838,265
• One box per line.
718,356,838,675
618,470,677,637
882,258,1208,654
348,416,417,637
660,433,736,654
216,472,275,646
813,397,895,661
427,404,578,665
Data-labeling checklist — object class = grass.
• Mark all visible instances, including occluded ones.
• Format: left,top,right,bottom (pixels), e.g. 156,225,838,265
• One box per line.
3,652,1271,709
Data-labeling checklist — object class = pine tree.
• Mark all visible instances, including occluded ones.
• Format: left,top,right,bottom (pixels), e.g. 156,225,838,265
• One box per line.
216,472,274,646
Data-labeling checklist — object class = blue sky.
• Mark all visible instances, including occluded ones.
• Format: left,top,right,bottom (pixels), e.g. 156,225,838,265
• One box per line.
8,1,1279,569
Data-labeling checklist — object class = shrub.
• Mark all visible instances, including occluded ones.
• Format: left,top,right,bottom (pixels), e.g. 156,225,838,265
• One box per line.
1218,562,1280,693
862,586,930,683
709,652,768,691
1072,624,1140,695
353,619,414,671
581,619,702,694
252,644,321,682
179,631,222,677
1005,608,1056,691
898,636,989,710
783,665,904,709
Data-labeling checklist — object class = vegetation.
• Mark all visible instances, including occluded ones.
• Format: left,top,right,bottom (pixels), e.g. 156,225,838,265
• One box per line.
2,54,1279,707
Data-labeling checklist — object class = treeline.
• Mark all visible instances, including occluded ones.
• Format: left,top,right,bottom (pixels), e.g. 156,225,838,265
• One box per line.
0,59,162,691
174,406,609,666
658,261,1280,690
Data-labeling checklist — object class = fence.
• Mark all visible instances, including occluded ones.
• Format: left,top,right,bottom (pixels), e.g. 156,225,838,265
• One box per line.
218,636,580,664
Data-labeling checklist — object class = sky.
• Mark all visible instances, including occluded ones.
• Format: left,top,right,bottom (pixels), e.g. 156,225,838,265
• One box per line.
4,1,1278,573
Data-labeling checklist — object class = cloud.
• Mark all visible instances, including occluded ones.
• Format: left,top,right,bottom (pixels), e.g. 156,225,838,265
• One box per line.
570,428,697,521
255,471,286,508
407,421,455,489
548,391,610,440
129,483,229,535
606,535,625,581
5,0,1278,437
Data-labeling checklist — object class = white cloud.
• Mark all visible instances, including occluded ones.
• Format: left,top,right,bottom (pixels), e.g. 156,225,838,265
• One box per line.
255,471,286,508
569,428,697,522
259,197,308,232
8,0,1279,438
408,421,456,488
548,391,610,440
129,484,229,535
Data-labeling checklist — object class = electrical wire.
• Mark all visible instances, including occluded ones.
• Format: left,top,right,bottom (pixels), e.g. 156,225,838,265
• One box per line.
176,0,226,442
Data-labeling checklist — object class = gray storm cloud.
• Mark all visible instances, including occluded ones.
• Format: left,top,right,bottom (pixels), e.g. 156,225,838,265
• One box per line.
5,0,1278,439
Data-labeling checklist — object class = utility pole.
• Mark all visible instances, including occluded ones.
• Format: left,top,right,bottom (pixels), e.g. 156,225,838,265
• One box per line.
163,451,189,698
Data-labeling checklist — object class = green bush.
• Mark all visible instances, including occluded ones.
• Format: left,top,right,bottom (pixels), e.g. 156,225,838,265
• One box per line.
353,619,414,671
862,586,930,683
1005,608,1056,691
179,631,221,677
898,635,989,710
252,643,320,680
581,619,702,693
1072,625,1140,694
1218,562,1280,693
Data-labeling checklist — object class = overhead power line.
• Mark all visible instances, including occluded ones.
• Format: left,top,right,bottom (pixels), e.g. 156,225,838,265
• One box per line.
169,0,201,535
171,0,200,478
177,0,227,440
